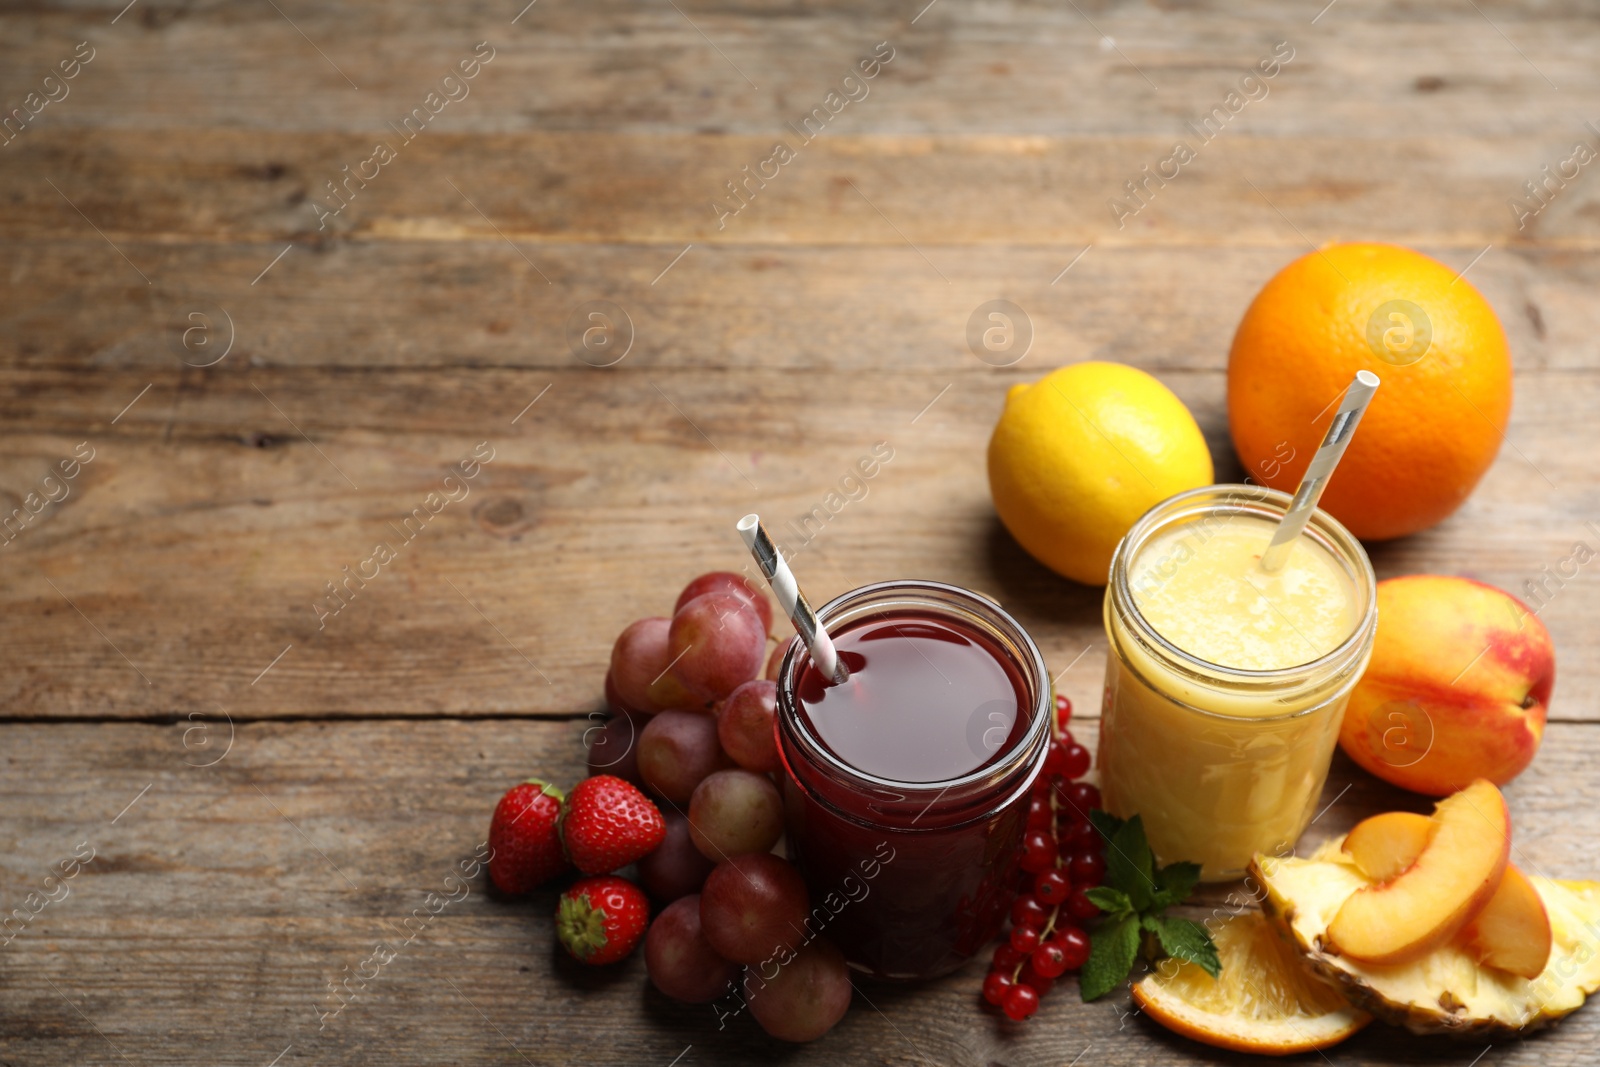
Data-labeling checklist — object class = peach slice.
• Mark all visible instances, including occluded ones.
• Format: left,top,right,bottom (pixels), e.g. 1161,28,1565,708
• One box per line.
1460,864,1552,980
1342,811,1434,883
1340,806,1552,978
1326,780,1510,965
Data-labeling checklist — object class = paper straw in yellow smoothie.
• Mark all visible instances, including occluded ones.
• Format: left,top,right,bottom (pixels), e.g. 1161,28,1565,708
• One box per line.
1259,369,1380,573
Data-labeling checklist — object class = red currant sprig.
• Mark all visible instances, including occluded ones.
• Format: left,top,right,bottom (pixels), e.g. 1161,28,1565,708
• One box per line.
982,694,1105,1022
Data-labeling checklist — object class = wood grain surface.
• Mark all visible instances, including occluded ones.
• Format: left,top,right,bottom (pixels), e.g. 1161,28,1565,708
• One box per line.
1,0,1598,1062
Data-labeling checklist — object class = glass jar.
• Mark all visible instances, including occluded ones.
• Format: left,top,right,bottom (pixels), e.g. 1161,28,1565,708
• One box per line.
775,580,1052,980
1098,485,1377,882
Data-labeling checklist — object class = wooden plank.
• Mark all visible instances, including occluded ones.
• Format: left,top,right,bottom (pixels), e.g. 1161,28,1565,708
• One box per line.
2,244,1594,373
1,2,1597,138
4,129,1600,247
1,717,1597,1066
0,364,1592,719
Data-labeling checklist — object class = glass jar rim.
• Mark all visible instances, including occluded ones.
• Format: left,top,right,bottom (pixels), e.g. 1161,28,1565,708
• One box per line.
1108,484,1378,707
775,579,1052,800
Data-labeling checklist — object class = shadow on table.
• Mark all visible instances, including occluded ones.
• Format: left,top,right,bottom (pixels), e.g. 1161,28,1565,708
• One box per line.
979,514,1104,630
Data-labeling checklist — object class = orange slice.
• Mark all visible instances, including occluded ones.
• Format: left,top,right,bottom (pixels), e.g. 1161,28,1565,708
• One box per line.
1132,912,1370,1056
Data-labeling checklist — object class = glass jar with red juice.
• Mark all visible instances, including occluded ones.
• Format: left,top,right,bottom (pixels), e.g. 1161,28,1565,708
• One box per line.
774,580,1051,980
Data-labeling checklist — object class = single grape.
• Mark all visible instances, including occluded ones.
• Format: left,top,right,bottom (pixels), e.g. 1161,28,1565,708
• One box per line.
1056,926,1092,970
675,571,774,637
604,670,643,717
637,710,733,804
982,970,1014,1006
638,811,715,902
586,714,642,785
668,593,767,702
1011,893,1048,929
610,617,697,712
1009,924,1041,953
1002,982,1039,1021
744,938,852,1043
1034,869,1069,905
717,679,782,774
688,769,783,860
764,642,789,682
645,895,742,1004
1019,831,1057,874
1069,851,1107,887
699,853,810,964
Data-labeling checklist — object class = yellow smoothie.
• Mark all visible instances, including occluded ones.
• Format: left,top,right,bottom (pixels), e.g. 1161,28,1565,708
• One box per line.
1131,518,1357,673
1099,491,1375,881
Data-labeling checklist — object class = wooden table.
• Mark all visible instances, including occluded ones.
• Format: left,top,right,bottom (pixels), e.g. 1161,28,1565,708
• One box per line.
2,0,1598,1062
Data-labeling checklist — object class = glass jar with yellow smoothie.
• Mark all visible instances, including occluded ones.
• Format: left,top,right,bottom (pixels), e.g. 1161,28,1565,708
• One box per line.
1098,485,1377,882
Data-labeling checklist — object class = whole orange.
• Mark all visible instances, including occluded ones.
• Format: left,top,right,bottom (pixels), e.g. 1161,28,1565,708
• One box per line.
1227,243,1512,541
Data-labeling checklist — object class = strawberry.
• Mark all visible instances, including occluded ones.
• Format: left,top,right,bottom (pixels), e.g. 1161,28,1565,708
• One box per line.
559,774,665,875
556,875,650,965
488,778,568,895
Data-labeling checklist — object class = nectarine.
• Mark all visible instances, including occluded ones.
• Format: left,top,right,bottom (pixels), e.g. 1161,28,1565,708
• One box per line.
1326,780,1509,965
1339,802,1552,979
1339,575,1553,796
1342,811,1433,883
1461,864,1552,980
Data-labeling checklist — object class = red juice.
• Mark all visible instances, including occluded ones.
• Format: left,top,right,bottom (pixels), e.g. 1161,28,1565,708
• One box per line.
796,614,1030,782
775,581,1050,981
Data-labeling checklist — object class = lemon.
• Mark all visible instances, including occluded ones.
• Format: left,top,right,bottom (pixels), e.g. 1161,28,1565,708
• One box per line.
986,361,1213,586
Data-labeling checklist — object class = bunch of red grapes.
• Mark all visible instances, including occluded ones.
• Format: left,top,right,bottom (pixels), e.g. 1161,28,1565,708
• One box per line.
592,573,855,1042
981,694,1105,1022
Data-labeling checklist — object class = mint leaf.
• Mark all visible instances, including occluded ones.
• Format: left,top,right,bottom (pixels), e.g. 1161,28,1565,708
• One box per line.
1150,860,1201,911
1082,886,1133,916
1080,912,1141,1001
1146,915,1222,978
1088,808,1124,844
1105,815,1155,911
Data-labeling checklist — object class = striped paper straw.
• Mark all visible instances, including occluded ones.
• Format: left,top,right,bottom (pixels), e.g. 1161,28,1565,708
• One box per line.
736,514,847,685
1260,369,1381,573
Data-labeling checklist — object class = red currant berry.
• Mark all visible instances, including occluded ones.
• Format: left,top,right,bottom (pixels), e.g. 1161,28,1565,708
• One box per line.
982,969,1014,1006
1056,926,1092,970
1070,851,1107,886
1002,982,1040,1021
1065,887,1101,922
1061,741,1091,780
1020,963,1055,997
1034,868,1070,905
1054,693,1072,732
1011,893,1049,929
1064,817,1100,849
1042,740,1069,777
1019,831,1058,874
993,943,1025,972
1026,794,1052,830
1030,940,1068,979
1064,780,1102,811
1009,924,1042,953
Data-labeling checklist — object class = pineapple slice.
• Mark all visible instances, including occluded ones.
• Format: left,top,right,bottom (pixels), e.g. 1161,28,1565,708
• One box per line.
1253,840,1600,1037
